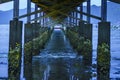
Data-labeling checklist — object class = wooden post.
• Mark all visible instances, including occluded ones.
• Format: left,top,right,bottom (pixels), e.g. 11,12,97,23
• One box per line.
24,23,33,43
39,11,42,26
9,19,23,80
13,0,19,19
43,12,45,27
24,23,33,80
32,23,40,38
87,0,91,23
69,15,72,27
35,5,38,23
75,10,78,26
98,22,110,45
27,0,31,22
84,23,92,43
97,1,110,79
9,0,23,79
97,22,110,80
80,4,83,20
72,12,75,26
101,0,107,22
78,21,85,37
83,23,93,65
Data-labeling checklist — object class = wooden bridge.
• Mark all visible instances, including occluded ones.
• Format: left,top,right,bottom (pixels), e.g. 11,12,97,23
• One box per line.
0,0,120,80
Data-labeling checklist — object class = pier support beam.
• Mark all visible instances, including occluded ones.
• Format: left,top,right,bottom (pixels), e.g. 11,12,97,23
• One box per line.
78,21,85,37
27,0,31,22
9,19,23,49
24,23,33,80
24,23,33,43
75,10,78,26
69,16,72,27
9,19,23,80
78,21,92,65
35,5,38,23
32,23,40,38
87,0,91,23
80,4,83,20
97,22,110,80
84,23,92,41
97,0,110,79
83,23,92,65
98,22,110,45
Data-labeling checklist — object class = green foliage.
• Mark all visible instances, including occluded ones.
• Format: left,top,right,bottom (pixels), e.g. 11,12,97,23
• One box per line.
66,29,92,55
66,29,92,65
66,29,79,49
32,31,51,55
24,30,52,65
76,37,85,53
8,43,21,80
97,43,110,79
24,41,33,64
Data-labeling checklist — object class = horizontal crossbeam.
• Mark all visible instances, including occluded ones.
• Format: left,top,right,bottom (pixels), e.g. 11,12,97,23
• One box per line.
18,9,42,19
76,10,102,20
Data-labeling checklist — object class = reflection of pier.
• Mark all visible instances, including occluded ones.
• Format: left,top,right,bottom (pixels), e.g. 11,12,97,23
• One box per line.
43,65,50,80
0,0,120,80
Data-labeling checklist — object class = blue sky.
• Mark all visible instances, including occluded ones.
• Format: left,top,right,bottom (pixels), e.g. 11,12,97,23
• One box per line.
0,0,101,11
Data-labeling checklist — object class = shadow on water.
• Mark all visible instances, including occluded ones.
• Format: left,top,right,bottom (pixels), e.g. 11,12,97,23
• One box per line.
31,29,92,80
32,57,92,80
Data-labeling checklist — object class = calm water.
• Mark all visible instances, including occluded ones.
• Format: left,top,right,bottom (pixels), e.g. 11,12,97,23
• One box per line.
0,25,120,80
32,29,86,80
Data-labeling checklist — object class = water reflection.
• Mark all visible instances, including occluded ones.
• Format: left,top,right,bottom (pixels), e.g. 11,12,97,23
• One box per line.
24,63,32,80
32,57,92,80
32,29,92,80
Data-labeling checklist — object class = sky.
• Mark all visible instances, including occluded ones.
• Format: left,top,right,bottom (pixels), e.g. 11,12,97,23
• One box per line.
0,0,101,11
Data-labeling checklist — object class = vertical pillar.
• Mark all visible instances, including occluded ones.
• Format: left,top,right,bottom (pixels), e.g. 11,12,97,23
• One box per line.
87,0,91,23
27,0,31,22
78,21,85,37
67,16,69,27
72,12,74,26
84,24,92,42
39,11,42,26
13,0,19,19
24,23,33,80
9,20,23,80
35,5,38,23
24,23,33,43
33,5,40,38
101,0,107,22
43,12,45,27
69,15,72,27
32,23,40,38
83,23,92,65
80,4,83,20
97,22,110,80
98,22,110,45
97,0,110,79
75,10,78,26
9,0,23,80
